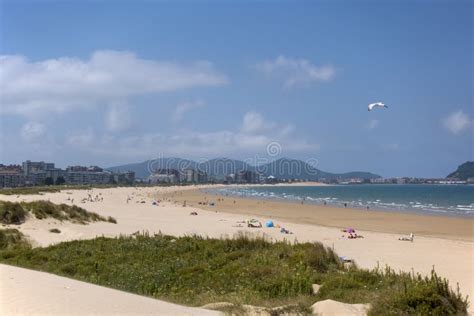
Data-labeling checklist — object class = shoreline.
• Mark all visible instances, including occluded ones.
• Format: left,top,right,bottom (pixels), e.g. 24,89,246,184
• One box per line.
204,187,474,219
204,184,474,219
163,187,474,242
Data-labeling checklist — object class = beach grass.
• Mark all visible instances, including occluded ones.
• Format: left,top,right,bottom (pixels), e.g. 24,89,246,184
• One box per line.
0,183,196,196
0,201,28,224
0,232,467,314
0,228,31,251
0,185,108,195
0,200,116,225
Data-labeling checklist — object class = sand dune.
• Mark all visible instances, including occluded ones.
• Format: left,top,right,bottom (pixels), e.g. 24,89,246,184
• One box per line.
0,264,219,316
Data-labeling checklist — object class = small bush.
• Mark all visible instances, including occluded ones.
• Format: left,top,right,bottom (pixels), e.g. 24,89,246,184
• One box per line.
369,269,469,315
19,201,108,224
26,201,66,221
0,228,30,250
0,201,27,224
107,216,117,224
49,228,61,234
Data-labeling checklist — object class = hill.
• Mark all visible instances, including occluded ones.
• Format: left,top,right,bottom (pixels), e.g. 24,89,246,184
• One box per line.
107,158,197,179
108,157,380,180
447,161,474,180
258,158,380,180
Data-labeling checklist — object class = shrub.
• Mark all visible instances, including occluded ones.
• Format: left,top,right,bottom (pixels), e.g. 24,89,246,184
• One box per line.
369,269,469,315
0,201,27,224
20,201,108,224
107,216,117,224
0,228,30,250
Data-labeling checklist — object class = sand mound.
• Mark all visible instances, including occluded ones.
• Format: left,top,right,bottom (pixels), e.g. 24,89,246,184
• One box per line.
311,299,370,315
0,264,219,316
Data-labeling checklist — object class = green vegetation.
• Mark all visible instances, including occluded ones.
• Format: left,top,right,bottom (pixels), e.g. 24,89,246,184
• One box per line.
447,161,474,180
0,232,467,315
49,228,61,234
368,269,468,315
0,201,28,224
0,183,194,196
0,186,63,195
0,185,102,195
0,228,31,251
317,267,468,315
0,201,117,225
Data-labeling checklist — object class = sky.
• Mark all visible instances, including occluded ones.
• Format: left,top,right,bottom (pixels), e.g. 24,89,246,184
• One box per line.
0,0,472,178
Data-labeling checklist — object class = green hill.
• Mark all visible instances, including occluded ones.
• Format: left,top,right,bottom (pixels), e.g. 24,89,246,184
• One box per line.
447,161,474,180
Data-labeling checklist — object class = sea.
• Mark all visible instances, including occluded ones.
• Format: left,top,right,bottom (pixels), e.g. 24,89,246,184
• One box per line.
209,184,474,217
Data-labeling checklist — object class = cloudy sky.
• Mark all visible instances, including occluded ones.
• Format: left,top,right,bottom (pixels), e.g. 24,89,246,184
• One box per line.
0,1,472,177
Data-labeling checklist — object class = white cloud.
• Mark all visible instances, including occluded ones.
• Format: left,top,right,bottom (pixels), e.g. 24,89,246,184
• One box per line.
0,50,228,116
20,122,45,141
442,110,472,135
105,105,132,132
62,112,318,159
172,100,205,122
256,55,335,88
240,111,275,134
367,119,379,130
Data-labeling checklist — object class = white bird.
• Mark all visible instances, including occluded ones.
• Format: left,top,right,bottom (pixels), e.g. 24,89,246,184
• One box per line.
368,102,388,111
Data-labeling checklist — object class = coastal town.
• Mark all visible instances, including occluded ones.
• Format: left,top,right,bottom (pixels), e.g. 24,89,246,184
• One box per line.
1,159,472,188
0,161,135,188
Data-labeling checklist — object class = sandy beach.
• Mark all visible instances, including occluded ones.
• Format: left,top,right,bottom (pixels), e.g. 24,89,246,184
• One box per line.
1,185,473,314
0,264,219,316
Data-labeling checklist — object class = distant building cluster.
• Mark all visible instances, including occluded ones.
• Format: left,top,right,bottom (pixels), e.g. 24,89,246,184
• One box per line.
0,161,135,188
369,177,473,185
147,168,209,184
146,168,264,184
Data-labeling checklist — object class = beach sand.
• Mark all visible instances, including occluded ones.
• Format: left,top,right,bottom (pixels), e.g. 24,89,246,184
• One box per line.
171,187,474,241
1,185,473,314
0,264,219,316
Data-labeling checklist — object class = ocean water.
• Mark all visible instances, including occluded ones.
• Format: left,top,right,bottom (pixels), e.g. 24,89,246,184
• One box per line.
210,185,474,217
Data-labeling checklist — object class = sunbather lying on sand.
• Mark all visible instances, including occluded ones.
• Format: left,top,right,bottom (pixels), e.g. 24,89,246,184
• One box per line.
280,227,293,234
346,233,363,239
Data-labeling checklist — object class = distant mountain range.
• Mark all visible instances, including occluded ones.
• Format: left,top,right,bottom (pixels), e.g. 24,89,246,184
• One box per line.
108,157,381,180
447,161,474,180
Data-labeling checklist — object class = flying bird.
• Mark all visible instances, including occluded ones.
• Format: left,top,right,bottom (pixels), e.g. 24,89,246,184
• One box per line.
368,102,388,111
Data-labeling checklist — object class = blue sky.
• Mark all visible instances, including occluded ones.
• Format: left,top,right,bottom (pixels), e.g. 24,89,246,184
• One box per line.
0,0,472,177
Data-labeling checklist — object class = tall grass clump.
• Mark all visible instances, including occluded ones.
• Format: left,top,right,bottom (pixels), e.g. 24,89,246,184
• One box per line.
0,201,27,224
0,228,31,251
0,201,116,225
0,186,62,195
368,269,469,315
